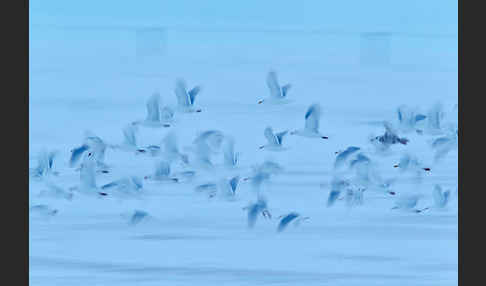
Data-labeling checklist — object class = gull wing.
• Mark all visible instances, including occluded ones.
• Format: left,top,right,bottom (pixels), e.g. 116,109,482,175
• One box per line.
175,79,190,107
80,153,97,190
277,212,300,232
122,124,137,147
264,127,278,145
275,130,288,145
146,93,161,122
266,71,282,99
154,161,171,179
188,86,201,105
281,84,291,98
69,144,90,167
229,176,239,194
334,146,360,169
304,103,321,132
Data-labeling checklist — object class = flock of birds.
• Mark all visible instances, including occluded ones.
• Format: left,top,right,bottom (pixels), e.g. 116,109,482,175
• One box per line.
29,70,458,233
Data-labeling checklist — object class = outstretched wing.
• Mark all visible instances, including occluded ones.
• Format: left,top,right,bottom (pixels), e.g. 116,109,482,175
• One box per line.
229,176,239,194
266,71,282,99
414,114,427,122
160,106,174,122
276,130,288,145
154,161,171,179
281,84,291,98
80,153,97,190
174,79,190,107
223,137,236,166
304,103,321,132
146,93,161,122
264,127,278,145
188,86,201,105
334,146,360,169
69,144,90,167
122,124,137,147
162,131,179,155
277,212,299,232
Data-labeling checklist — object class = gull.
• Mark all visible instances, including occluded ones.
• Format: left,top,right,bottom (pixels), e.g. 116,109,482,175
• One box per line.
193,130,225,151
129,210,150,225
432,184,451,209
258,70,292,105
38,182,74,201
392,195,428,213
397,104,427,133
244,197,271,228
277,212,309,232
100,176,144,196
290,103,329,139
327,177,351,207
259,127,288,151
344,185,365,207
133,92,172,128
30,204,58,217
393,153,431,173
334,146,361,169
190,130,224,169
144,160,178,182
136,145,162,157
70,152,109,197
222,136,239,168
219,175,240,198
174,78,202,113
370,122,409,150
119,123,139,151
426,102,445,134
69,132,113,172
172,170,197,183
243,160,283,193
79,152,98,193
194,182,218,198
30,149,59,179
431,131,458,162
160,131,189,165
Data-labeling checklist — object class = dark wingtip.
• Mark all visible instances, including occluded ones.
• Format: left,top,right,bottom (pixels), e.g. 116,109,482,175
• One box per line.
423,168,431,172
322,136,329,139
98,192,108,196
393,165,399,168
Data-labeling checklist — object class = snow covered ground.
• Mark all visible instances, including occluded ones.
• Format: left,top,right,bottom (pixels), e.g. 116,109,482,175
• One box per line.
29,3,457,285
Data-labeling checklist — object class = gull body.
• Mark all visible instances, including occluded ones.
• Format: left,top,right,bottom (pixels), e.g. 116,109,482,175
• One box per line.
133,92,172,128
258,71,292,105
260,127,288,151
174,78,202,113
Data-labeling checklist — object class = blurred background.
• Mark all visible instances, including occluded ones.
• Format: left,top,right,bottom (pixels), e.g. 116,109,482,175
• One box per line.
29,0,457,148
